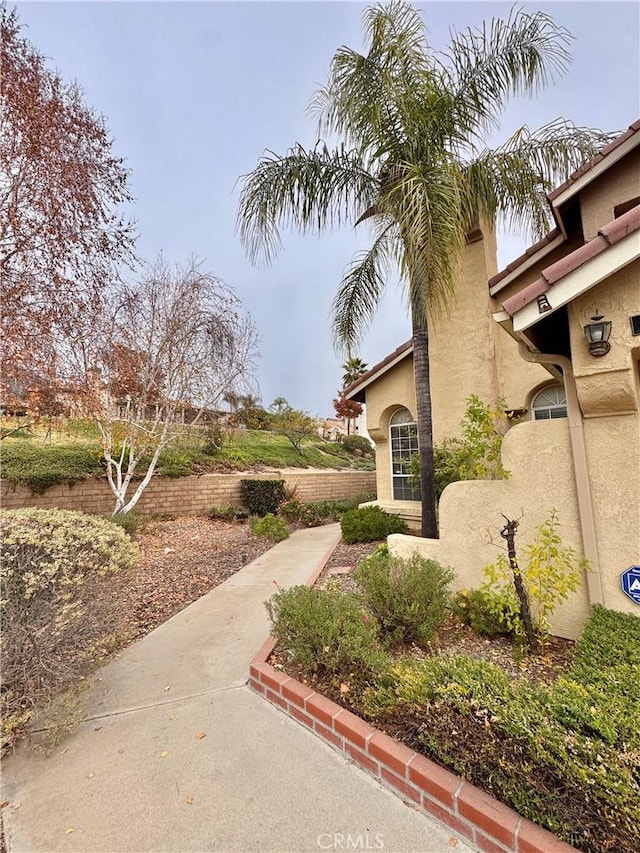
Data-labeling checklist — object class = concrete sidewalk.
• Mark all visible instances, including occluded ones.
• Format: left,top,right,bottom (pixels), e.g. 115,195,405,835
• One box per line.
1,524,472,853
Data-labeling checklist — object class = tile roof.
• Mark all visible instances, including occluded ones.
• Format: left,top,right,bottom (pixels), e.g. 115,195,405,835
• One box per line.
490,120,640,293
501,204,640,318
488,228,562,291
344,339,413,398
548,119,640,202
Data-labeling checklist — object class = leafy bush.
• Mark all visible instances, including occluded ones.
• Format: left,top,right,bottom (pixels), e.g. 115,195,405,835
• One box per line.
250,513,289,543
451,588,519,637
355,552,453,647
266,585,387,689
342,435,373,456
241,479,286,515
208,504,249,521
340,505,407,543
108,511,148,537
1,509,138,749
481,509,584,648
278,497,326,527
410,395,510,500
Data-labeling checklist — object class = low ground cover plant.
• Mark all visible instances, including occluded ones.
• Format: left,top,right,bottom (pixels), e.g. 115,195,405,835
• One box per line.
0,420,374,494
362,607,639,853
340,505,407,543
207,504,249,521
1,508,138,750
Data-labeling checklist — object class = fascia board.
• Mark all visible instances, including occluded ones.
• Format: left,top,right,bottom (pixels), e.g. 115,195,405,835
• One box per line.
512,230,640,333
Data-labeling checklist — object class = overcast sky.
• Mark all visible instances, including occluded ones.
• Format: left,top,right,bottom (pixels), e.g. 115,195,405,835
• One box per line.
13,1,640,416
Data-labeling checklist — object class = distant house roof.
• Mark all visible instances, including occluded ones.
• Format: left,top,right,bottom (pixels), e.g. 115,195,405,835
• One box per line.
344,340,413,403
489,119,640,295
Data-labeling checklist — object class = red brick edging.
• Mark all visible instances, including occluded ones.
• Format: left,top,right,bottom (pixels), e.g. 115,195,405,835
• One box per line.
249,534,577,853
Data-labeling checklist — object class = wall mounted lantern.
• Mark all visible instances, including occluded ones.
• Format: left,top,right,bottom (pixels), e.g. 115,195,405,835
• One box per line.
583,313,612,357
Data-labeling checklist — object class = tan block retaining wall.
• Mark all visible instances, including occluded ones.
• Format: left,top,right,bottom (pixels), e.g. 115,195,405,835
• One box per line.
0,470,376,516
249,541,577,853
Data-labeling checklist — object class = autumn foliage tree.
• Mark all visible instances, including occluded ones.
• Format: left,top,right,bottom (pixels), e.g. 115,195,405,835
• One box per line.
0,6,136,415
333,391,363,435
66,257,259,515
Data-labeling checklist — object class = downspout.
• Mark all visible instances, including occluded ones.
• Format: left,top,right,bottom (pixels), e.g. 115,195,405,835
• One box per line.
518,343,604,606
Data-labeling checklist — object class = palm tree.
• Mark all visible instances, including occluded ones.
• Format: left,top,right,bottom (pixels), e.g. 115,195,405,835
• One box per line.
342,356,369,388
237,1,611,538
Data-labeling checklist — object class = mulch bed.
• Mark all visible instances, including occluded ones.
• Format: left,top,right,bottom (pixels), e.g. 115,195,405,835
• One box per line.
128,516,273,637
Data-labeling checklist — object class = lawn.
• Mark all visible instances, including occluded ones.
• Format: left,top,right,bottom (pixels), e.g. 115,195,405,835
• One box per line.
0,419,373,493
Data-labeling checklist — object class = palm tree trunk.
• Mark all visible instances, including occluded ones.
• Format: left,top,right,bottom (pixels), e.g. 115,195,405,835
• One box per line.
411,314,438,539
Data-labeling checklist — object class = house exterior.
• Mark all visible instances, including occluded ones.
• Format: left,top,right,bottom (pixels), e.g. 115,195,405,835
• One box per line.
345,120,640,638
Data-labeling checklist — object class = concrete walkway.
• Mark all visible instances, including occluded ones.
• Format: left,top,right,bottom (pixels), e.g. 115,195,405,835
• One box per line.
2,524,473,853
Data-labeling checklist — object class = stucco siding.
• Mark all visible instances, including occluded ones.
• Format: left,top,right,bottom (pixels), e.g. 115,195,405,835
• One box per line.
389,420,594,639
568,261,640,415
579,148,640,241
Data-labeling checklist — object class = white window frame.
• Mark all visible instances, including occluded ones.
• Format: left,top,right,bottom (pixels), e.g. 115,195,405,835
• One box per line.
531,384,568,420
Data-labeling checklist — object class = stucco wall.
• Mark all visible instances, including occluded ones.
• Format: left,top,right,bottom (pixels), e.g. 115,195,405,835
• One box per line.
579,148,640,241
428,234,501,437
388,418,638,639
568,261,640,416
0,470,377,517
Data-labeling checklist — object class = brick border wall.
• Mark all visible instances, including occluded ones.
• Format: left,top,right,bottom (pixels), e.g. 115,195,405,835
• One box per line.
0,470,376,516
248,551,577,853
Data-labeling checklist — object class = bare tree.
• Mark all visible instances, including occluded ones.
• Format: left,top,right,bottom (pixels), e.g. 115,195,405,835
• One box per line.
0,6,136,400
66,257,259,515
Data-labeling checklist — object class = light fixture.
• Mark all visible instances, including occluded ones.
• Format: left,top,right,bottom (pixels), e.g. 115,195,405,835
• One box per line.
583,312,612,357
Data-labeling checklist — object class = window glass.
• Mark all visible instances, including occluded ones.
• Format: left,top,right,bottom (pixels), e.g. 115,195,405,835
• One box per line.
531,384,567,420
389,408,421,500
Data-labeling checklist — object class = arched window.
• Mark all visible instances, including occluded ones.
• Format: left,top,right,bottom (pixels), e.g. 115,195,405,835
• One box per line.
531,384,567,420
389,408,421,500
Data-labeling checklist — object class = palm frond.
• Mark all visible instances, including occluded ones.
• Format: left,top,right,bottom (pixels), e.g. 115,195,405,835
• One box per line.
444,8,573,138
466,120,616,239
384,158,466,326
331,222,399,353
236,143,377,265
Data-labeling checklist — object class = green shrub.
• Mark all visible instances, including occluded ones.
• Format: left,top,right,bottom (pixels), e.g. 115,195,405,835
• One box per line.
342,435,373,456
451,588,519,637
250,513,289,542
278,497,325,527
340,505,407,543
0,444,104,493
108,511,148,537
266,585,388,689
241,479,286,515
355,552,453,647
207,504,249,521
409,394,510,500
308,496,369,520
157,448,193,478
0,509,138,749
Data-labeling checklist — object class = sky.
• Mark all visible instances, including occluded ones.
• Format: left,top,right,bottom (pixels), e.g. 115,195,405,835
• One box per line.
12,0,640,416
